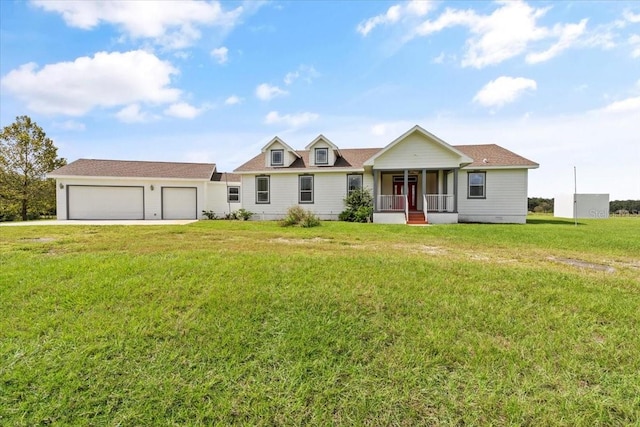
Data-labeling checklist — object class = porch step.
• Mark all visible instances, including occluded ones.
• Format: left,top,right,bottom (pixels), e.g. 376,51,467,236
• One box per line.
406,211,427,225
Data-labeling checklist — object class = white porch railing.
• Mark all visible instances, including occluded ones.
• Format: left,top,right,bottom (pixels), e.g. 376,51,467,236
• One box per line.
378,195,406,211
424,194,455,212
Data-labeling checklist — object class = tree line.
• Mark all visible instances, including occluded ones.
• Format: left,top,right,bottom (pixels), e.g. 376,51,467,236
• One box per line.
528,197,640,214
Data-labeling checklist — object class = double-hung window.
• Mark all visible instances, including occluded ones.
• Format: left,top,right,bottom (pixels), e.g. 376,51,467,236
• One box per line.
227,186,240,203
468,172,486,198
347,174,363,196
271,149,284,166
299,175,314,204
256,176,270,203
315,148,328,165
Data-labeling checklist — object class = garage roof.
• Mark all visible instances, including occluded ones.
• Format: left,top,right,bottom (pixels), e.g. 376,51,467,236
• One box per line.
48,159,218,180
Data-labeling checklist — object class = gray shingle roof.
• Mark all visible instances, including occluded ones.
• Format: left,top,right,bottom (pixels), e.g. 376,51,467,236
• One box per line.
48,159,218,180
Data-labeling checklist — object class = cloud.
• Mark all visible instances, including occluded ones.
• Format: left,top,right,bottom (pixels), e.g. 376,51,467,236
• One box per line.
630,34,640,58
264,111,319,127
31,0,245,49
600,96,640,114
1,50,181,116
116,104,155,123
526,19,588,63
255,83,288,101
224,95,242,105
624,10,640,24
357,0,434,36
53,120,85,131
211,46,229,64
473,76,537,108
284,65,320,85
163,102,206,119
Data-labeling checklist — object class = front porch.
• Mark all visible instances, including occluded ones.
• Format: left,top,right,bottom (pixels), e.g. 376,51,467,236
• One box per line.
372,168,459,224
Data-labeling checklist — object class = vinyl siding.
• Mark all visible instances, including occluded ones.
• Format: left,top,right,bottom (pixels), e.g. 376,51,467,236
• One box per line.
241,172,373,220
205,181,241,216
373,133,463,169
54,177,207,220
457,169,529,223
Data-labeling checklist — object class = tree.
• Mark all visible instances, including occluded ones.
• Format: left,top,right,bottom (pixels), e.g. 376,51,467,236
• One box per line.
339,187,374,222
0,116,66,221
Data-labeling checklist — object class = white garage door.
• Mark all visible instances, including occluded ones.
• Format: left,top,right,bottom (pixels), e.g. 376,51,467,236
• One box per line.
162,187,197,219
68,186,144,220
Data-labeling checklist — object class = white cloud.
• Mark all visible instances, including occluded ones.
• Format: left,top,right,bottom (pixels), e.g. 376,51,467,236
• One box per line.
473,76,537,108
283,65,320,85
116,104,154,123
1,50,181,116
224,95,242,105
31,0,244,49
357,0,434,36
371,123,387,136
211,46,229,64
624,10,640,24
54,120,85,131
255,83,288,101
163,102,205,119
630,34,640,58
526,19,588,63
264,111,319,127
600,96,640,114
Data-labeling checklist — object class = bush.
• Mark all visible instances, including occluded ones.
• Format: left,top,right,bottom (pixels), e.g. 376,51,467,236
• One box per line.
236,208,254,221
280,206,320,228
202,210,218,220
340,188,373,223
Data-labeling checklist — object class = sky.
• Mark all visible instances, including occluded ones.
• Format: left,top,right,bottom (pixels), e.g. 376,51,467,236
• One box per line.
1,0,639,199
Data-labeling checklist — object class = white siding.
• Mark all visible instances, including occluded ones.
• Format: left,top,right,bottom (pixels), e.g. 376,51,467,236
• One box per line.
374,133,463,169
457,169,529,223
205,181,241,216
241,172,373,220
55,177,207,220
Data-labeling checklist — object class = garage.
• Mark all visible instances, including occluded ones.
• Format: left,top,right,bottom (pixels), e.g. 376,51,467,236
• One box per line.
68,185,144,220
162,187,197,219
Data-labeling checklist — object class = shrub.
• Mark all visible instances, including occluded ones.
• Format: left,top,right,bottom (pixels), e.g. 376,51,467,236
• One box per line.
281,206,320,228
340,188,373,223
202,210,218,220
236,208,254,221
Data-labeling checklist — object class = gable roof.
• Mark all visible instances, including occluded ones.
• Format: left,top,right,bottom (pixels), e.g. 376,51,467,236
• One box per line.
261,136,301,158
304,134,341,154
234,148,382,172
455,144,539,169
48,159,218,180
363,125,473,166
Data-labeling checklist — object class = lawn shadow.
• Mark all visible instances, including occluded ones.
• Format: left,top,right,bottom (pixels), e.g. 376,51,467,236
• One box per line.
527,218,586,225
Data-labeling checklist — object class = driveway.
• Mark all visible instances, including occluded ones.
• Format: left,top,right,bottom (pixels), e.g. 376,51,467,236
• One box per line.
0,219,199,227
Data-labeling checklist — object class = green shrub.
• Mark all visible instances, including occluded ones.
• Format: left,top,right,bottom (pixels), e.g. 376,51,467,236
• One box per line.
236,208,254,221
202,210,218,220
281,206,320,227
340,188,373,223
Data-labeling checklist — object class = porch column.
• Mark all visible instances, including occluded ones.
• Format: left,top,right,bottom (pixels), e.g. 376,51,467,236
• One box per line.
403,169,408,200
373,169,379,212
453,168,459,213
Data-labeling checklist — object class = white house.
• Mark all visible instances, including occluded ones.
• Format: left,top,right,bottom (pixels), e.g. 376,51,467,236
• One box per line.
48,125,538,224
234,125,539,224
48,159,241,220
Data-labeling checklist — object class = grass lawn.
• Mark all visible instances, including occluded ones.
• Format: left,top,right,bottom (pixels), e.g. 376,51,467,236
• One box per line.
1,217,639,425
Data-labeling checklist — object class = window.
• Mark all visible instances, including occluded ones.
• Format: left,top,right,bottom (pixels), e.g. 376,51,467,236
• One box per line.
227,186,240,203
299,175,314,203
347,174,363,195
256,176,270,203
271,149,284,166
315,147,328,165
468,172,486,198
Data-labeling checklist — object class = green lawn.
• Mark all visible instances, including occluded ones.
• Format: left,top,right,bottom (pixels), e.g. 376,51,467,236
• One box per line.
1,217,639,425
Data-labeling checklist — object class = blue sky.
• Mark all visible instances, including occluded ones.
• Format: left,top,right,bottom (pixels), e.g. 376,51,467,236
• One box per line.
1,0,639,199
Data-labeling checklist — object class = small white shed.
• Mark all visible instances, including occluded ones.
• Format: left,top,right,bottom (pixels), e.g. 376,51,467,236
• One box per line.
554,194,610,219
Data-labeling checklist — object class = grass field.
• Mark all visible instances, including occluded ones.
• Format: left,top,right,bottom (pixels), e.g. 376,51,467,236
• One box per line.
1,217,639,425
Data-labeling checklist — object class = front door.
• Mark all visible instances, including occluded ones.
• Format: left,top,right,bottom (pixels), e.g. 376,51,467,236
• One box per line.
393,181,417,210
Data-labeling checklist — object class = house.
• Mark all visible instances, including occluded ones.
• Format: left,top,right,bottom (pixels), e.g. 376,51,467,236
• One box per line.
48,159,240,220
48,125,538,224
234,125,539,224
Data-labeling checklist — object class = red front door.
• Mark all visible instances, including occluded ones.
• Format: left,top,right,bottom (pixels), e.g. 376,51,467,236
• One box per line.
393,181,417,210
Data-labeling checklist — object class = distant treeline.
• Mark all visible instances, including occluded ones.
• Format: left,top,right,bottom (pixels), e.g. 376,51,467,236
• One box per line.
528,198,640,214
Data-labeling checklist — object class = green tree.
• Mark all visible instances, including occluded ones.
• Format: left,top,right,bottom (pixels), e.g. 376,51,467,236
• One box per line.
339,187,374,223
0,116,66,221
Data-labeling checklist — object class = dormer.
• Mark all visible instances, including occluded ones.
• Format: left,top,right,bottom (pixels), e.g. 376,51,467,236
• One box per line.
305,135,341,167
261,136,301,168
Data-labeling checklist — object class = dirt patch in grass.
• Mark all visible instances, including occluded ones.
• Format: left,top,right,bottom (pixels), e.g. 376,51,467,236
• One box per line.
269,237,332,245
548,256,616,273
20,237,56,243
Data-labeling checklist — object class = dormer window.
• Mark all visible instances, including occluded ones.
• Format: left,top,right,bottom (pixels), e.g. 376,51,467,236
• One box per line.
315,148,328,165
271,149,284,166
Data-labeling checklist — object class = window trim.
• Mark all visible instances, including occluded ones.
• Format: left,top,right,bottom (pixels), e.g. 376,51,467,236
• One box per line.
315,147,329,165
299,175,314,204
467,171,486,199
227,186,240,203
256,176,270,204
270,149,284,166
347,174,363,196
